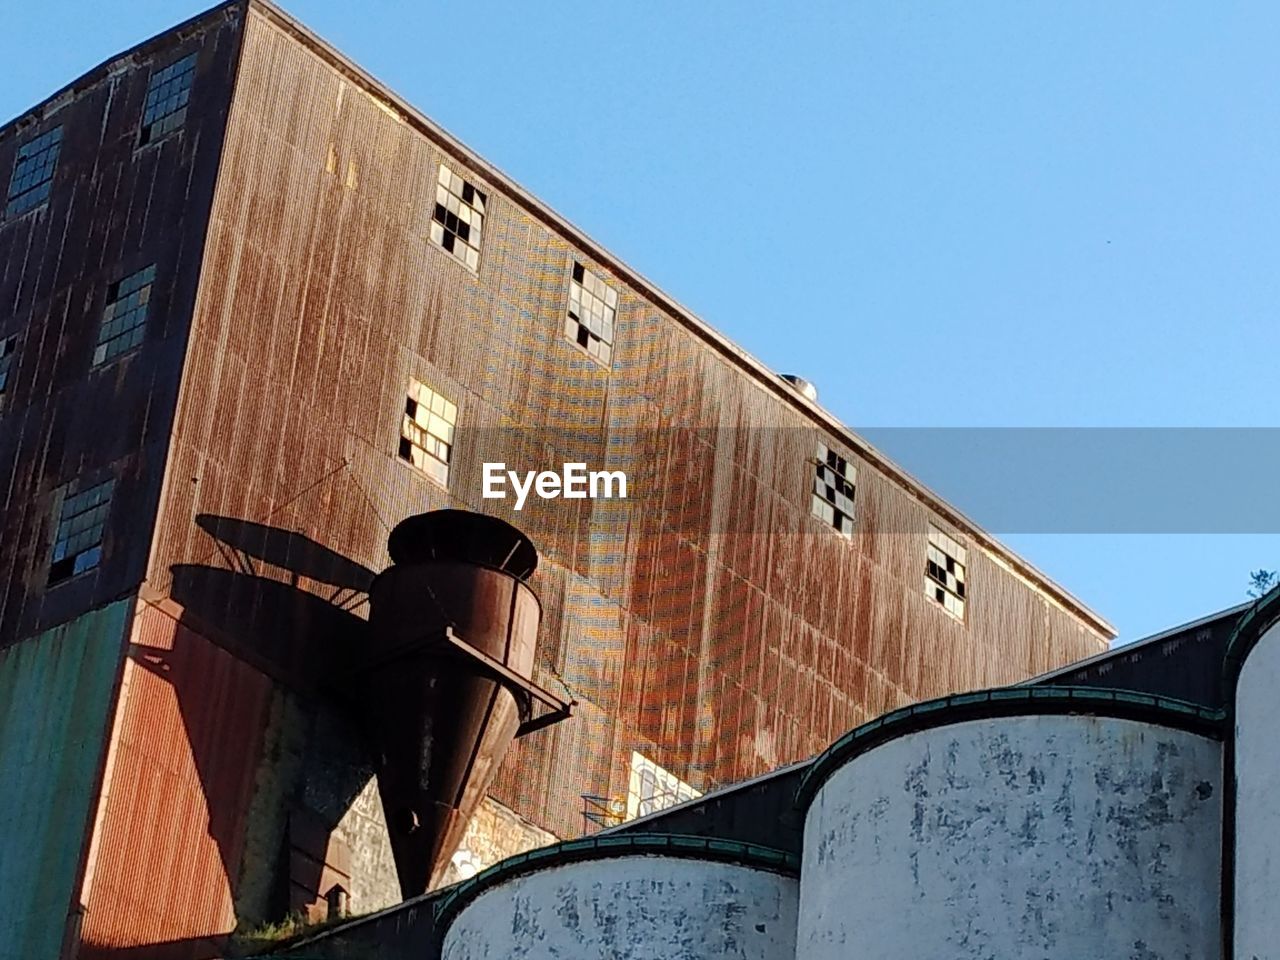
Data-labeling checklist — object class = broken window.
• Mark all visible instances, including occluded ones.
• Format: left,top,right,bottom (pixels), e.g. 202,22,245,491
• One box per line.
139,53,197,145
430,163,485,271
398,378,457,487
94,265,156,366
0,334,17,409
566,261,617,367
811,443,855,537
5,126,62,218
626,751,701,821
924,524,967,620
49,477,115,584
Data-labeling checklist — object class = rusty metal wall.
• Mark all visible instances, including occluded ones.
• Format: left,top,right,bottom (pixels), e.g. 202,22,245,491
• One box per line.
139,0,1110,866
77,598,274,958
0,3,243,648
0,599,129,960
0,9,249,957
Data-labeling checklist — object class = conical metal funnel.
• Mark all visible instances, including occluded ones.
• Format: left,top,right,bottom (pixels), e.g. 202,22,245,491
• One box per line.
361,510,572,897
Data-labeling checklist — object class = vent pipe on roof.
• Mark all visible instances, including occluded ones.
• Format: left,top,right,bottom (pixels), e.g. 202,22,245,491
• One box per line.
779,374,818,403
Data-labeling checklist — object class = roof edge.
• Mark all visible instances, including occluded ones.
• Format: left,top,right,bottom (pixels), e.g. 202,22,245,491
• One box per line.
794,685,1224,813
0,0,243,140
1023,600,1250,687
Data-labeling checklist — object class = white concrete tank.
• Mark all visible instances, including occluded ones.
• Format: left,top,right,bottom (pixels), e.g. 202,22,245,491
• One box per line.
1230,597,1280,959
796,688,1222,960
437,835,798,960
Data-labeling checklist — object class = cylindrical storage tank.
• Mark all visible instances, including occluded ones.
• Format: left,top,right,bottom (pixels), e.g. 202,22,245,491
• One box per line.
795,688,1223,959
1227,592,1280,958
437,835,799,960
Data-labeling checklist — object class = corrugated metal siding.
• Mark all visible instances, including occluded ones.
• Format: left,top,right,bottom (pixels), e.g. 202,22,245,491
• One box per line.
0,599,129,960
78,600,272,958
138,0,1112,868
0,5,243,647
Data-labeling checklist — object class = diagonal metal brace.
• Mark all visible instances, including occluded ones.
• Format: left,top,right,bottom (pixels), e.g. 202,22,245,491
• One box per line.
356,626,574,737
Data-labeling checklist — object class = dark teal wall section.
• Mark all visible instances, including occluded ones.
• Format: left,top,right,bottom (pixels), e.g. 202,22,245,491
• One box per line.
0,599,130,960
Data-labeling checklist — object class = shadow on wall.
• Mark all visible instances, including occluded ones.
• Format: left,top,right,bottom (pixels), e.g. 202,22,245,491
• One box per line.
80,515,385,960
77,934,224,960
194,514,375,599
74,931,323,960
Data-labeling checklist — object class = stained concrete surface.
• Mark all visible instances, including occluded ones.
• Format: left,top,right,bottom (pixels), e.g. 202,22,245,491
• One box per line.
799,715,1221,958
441,855,797,960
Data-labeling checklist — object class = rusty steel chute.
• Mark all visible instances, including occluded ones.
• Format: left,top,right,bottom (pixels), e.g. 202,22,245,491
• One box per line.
360,510,573,897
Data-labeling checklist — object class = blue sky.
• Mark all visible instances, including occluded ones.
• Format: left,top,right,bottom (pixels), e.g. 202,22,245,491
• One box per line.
5,1,1278,642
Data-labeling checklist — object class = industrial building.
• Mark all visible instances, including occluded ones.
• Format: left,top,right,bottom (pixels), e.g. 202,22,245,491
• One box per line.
0,3,1123,958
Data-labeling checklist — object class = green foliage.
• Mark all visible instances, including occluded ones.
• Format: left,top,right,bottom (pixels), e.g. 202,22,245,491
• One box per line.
1247,569,1278,599
227,910,359,956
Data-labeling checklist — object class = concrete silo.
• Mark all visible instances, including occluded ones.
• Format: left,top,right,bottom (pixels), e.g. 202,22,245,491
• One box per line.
794,688,1223,959
1226,590,1280,959
436,835,799,960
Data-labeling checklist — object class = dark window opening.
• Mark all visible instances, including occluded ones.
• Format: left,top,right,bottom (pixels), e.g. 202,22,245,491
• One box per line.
430,164,485,271
49,478,115,585
94,265,156,366
924,525,967,619
811,443,855,537
5,126,62,218
0,334,17,409
399,378,456,487
565,260,617,367
139,53,197,145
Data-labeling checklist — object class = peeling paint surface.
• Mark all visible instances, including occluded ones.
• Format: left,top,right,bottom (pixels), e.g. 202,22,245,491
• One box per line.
799,715,1221,958
442,856,797,960
1234,620,1280,959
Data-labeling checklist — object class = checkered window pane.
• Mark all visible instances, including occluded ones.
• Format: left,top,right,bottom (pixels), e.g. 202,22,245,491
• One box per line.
0,334,17,408
140,53,197,145
94,265,157,366
398,378,457,487
5,126,62,217
49,477,115,584
811,443,856,537
429,163,485,271
924,524,967,620
566,261,617,366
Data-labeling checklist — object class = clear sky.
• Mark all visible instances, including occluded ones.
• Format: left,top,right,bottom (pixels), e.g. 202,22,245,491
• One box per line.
4,1,1278,643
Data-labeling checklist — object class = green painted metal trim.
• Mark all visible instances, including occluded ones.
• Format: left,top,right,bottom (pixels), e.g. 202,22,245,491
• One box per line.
794,685,1225,813
1222,583,1280,694
433,833,799,932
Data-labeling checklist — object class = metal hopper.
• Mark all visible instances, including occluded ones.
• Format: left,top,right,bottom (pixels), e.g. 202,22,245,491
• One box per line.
360,510,573,897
